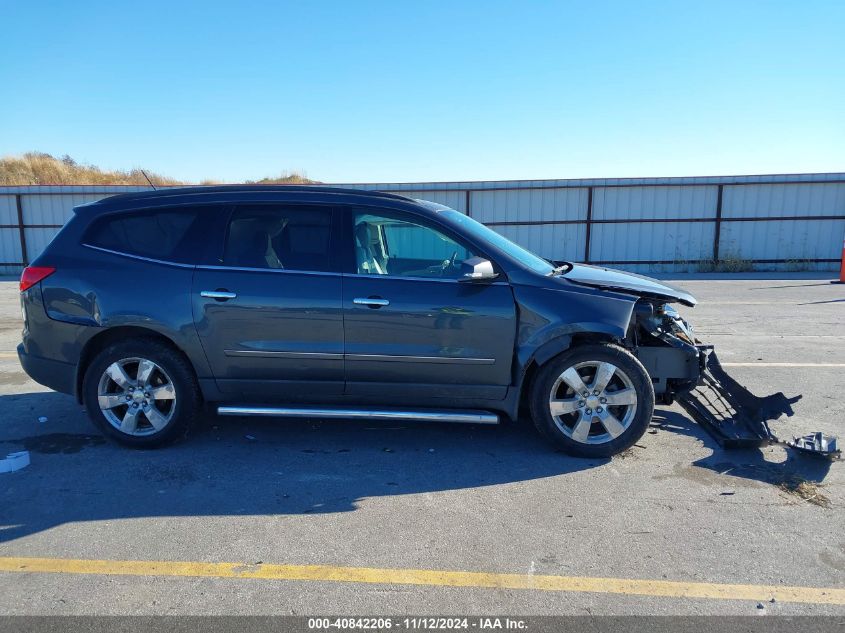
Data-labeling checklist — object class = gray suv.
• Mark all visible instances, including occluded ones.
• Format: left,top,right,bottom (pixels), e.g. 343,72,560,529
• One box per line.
18,186,708,458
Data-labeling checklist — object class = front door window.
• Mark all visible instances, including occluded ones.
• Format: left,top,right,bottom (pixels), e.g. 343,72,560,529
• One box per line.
353,212,476,279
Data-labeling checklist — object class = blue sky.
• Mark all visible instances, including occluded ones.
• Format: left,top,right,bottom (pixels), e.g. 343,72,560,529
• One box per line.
1,1,843,183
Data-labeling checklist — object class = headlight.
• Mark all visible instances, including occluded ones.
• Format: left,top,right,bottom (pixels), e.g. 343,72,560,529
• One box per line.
659,304,695,344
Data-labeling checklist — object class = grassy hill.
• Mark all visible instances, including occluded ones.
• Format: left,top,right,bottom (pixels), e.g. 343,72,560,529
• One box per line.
0,152,317,186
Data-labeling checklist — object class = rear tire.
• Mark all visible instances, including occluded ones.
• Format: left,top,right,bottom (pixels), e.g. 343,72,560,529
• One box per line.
529,342,654,458
82,338,201,448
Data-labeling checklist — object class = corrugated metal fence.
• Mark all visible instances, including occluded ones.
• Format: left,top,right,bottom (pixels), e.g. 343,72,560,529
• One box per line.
1,173,844,275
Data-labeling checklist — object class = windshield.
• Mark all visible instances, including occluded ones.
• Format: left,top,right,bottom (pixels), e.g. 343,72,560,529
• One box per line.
431,206,556,275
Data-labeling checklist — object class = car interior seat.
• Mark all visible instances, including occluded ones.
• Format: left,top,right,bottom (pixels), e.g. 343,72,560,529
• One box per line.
226,217,287,269
355,222,387,274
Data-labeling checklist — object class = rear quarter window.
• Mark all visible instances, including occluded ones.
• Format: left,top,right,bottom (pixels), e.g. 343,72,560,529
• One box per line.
83,206,212,264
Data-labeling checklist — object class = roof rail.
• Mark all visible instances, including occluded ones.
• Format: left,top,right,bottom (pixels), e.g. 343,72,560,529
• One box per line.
89,184,412,205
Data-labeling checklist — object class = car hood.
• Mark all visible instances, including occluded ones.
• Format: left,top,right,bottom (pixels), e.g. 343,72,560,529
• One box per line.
563,263,697,306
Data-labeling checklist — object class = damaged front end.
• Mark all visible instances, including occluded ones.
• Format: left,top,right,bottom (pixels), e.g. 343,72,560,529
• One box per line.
630,300,839,459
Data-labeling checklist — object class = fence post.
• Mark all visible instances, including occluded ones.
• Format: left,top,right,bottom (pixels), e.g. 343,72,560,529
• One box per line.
583,186,593,263
712,184,723,264
15,195,28,266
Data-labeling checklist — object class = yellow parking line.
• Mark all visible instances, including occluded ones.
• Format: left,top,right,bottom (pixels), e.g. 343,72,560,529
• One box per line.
0,556,843,605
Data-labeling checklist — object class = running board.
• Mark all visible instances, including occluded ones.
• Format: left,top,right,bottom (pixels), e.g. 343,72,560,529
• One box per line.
217,405,499,425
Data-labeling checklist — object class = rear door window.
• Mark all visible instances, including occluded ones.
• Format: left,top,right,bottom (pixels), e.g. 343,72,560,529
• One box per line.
222,205,334,272
84,206,211,264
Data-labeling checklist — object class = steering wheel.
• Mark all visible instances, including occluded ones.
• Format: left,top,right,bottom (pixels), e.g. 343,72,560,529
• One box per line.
441,250,459,276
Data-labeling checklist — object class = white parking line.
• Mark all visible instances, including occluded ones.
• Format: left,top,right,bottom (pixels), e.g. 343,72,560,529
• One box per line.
720,362,845,367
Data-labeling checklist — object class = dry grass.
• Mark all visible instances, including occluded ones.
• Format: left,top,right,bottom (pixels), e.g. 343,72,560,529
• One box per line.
778,476,831,508
0,152,317,186
0,152,183,186
697,254,754,273
247,171,316,185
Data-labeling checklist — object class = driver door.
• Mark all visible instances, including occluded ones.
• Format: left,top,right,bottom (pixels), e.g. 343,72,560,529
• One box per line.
342,208,517,401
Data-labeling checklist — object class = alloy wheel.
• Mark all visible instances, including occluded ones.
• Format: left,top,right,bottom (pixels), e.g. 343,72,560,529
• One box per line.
548,360,638,445
96,357,176,436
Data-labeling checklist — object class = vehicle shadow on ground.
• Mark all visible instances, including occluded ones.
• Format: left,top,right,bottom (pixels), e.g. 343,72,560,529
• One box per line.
651,410,834,486
0,392,607,544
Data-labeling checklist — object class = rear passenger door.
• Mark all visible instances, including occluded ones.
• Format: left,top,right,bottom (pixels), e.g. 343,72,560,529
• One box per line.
192,204,344,399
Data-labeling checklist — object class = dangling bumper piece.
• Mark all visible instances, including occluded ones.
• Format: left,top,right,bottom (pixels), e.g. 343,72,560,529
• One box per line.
677,348,839,459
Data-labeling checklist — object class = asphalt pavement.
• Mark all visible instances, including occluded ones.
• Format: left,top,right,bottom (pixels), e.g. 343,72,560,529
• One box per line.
0,274,842,615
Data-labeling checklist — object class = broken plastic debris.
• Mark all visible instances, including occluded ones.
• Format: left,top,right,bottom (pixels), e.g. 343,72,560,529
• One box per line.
788,432,839,459
37,416,48,424
0,451,30,474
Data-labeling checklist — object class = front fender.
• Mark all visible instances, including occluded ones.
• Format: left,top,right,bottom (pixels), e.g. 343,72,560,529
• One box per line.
512,283,637,380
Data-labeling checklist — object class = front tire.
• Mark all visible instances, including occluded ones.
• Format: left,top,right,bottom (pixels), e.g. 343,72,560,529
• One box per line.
82,338,201,448
529,342,654,458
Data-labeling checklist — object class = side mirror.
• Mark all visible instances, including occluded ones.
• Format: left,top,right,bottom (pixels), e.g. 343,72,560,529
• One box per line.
458,256,498,282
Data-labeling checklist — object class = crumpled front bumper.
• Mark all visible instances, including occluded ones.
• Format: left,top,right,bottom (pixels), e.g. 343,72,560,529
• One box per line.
676,347,839,459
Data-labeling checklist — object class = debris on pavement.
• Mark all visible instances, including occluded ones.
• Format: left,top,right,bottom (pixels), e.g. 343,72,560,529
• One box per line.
614,448,636,460
778,476,831,508
0,451,30,474
788,432,839,459
678,350,838,459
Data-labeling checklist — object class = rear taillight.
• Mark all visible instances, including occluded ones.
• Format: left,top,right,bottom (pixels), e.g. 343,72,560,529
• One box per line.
20,266,56,292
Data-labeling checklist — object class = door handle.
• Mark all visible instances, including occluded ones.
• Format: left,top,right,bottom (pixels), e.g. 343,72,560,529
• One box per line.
201,290,237,301
353,297,390,308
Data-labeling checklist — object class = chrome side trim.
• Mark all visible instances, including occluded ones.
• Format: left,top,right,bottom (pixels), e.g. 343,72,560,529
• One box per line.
82,244,195,268
193,267,508,283
346,353,495,365
196,264,341,277
217,406,499,425
344,272,508,285
224,350,343,360
222,350,492,364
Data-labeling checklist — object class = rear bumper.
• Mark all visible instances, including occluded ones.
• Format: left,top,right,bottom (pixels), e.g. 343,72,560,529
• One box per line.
17,343,76,395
